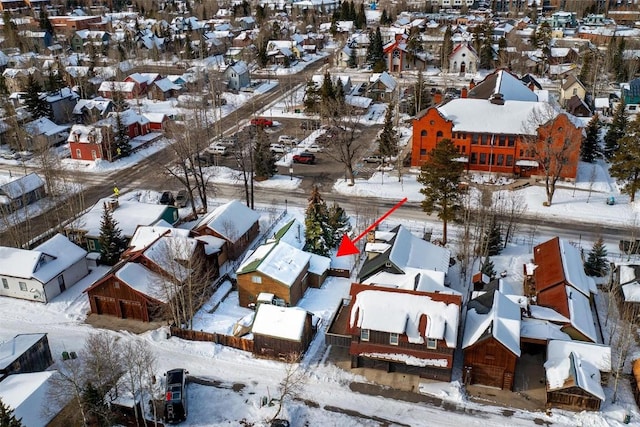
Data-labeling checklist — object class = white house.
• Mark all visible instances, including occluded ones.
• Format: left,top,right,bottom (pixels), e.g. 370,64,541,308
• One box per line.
449,42,479,75
0,234,89,303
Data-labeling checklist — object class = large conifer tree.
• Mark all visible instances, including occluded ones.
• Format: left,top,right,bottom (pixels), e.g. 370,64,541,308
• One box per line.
417,139,464,244
23,75,51,119
327,202,351,248
304,186,332,256
581,113,600,163
98,203,126,265
253,128,277,180
584,237,609,277
113,112,132,158
604,101,627,159
378,105,398,159
609,114,640,202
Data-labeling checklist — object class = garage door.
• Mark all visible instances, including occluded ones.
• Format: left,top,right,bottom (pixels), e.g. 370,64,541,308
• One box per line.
120,300,144,321
94,296,117,315
472,364,504,388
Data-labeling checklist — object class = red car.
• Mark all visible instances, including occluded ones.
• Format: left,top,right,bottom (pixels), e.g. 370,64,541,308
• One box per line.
250,117,273,127
293,152,316,164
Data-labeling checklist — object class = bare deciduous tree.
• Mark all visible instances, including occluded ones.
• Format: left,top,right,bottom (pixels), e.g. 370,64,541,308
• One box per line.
270,353,306,423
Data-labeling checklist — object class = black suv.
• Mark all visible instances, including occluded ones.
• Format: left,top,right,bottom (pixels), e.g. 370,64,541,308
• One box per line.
160,191,175,205
164,369,188,424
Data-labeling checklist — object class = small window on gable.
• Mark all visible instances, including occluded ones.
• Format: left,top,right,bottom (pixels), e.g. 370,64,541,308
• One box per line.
427,338,437,349
1,278,8,289
390,333,399,345
252,276,262,284
19,282,27,292
421,130,427,137
361,329,370,341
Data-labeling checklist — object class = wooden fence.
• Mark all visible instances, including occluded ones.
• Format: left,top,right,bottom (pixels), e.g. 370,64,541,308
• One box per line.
169,327,254,352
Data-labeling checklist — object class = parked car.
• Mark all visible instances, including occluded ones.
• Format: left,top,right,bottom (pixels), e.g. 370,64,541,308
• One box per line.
217,136,238,147
205,144,228,156
363,155,384,163
270,143,287,154
164,368,188,424
306,144,324,153
278,135,298,145
270,420,290,427
160,191,175,205
250,117,273,127
293,152,316,164
175,190,189,208
0,151,19,160
300,120,320,130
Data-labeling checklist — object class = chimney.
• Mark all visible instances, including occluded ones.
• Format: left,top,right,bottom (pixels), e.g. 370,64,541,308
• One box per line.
433,92,443,105
105,198,119,212
489,93,505,105
469,79,476,89
461,87,468,98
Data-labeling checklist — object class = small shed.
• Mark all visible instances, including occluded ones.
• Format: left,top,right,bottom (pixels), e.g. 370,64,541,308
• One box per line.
544,351,605,411
252,304,314,360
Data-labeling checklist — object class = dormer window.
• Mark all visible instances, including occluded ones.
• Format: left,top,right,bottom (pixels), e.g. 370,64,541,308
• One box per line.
427,338,437,349
360,329,370,342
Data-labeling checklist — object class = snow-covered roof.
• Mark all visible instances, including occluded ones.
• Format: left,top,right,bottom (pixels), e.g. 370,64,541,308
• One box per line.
0,371,56,427
389,226,450,273
251,304,308,341
559,239,597,295
529,305,570,323
594,97,609,109
256,241,310,286
463,291,521,356
622,281,640,302
195,200,260,242
115,262,174,302
98,81,136,93
566,285,597,342
0,173,44,200
362,268,459,295
67,124,104,144
143,236,196,282
308,252,330,275
153,77,182,93
73,97,112,115
350,289,459,347
227,60,249,75
547,339,611,372
75,195,175,238
345,95,372,109
370,71,397,91
520,318,571,341
127,72,159,85
194,235,225,255
437,99,556,135
544,352,605,401
23,117,69,137
0,334,46,369
0,234,86,284
128,225,190,252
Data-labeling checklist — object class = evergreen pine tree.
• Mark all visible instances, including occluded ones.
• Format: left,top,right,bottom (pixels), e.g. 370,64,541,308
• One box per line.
479,24,494,70
366,29,377,66
0,73,8,97
23,75,51,119
372,27,386,72
98,203,126,265
581,113,600,163
347,46,357,68
303,79,320,113
584,237,609,277
327,202,351,248
483,218,502,256
609,114,640,202
355,2,365,29
253,128,277,180
381,9,388,25
497,37,508,67
604,101,628,159
378,104,398,158
304,186,332,257
417,139,464,244
113,112,131,158
0,398,23,426
38,7,54,35
481,256,496,279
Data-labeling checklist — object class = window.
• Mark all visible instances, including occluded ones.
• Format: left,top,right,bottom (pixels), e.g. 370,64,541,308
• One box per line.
497,154,504,166
19,282,27,292
421,130,427,137
572,87,578,95
427,338,437,349
498,135,506,146
471,134,479,145
91,150,97,159
470,152,477,164
461,145,466,153
114,282,119,289
436,131,443,141
251,276,262,284
506,155,514,166
420,148,427,156
508,135,515,147
390,333,399,345
479,153,487,164
88,240,96,251
75,149,82,158
1,278,7,289
481,135,488,145
361,329,370,341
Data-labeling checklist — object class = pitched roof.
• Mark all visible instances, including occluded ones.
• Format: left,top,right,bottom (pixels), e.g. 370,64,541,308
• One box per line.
561,74,585,91
468,69,538,102
114,262,174,303
194,200,260,242
463,290,521,356
0,334,47,369
0,173,44,200
349,286,460,347
544,352,605,401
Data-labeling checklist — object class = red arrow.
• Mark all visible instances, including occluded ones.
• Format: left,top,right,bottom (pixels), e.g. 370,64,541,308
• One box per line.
336,197,408,257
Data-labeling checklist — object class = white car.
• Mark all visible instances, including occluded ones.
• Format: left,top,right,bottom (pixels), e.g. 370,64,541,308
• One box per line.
205,144,228,156
270,143,287,154
277,135,298,145
306,144,324,153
